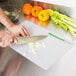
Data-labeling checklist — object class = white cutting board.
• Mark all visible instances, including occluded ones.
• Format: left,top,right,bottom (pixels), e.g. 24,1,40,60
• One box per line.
11,20,73,70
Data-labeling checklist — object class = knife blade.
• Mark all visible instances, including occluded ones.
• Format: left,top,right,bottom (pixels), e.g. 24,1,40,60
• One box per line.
16,35,48,44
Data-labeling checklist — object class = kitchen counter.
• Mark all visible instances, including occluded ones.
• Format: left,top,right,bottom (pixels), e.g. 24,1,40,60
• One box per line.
0,45,76,76
0,9,76,76
11,15,76,75
0,47,20,74
15,45,76,76
0,18,76,76
0,46,76,76
10,14,76,70
0,0,76,75
0,44,73,76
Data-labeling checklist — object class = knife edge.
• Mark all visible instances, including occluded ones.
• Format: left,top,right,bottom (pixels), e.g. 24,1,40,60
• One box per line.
16,35,48,44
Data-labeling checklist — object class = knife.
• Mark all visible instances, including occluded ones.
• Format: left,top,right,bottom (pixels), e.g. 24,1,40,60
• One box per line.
16,35,48,44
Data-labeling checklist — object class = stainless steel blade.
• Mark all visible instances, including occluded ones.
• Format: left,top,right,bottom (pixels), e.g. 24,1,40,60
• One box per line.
16,35,48,44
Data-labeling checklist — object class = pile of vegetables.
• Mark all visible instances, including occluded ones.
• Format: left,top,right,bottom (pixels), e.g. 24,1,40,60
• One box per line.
48,9,76,38
22,3,76,38
22,3,50,21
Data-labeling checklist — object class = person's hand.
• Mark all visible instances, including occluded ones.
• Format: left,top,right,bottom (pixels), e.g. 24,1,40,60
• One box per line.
0,30,17,47
8,25,30,37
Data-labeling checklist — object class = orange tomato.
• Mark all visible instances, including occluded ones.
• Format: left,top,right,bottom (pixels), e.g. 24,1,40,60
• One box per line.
32,6,43,17
23,4,33,15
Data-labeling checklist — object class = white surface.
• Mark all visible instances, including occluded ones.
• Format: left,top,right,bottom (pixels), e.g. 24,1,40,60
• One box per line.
1,46,76,76
33,0,76,8
15,45,76,76
11,20,73,70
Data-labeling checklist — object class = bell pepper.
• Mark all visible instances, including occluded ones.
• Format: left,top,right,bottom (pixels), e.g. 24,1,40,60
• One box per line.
23,3,33,15
32,6,43,17
38,10,50,21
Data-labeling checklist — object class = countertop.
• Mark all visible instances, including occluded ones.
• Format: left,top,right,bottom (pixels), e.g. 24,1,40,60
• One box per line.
15,45,76,76
0,14,76,76
14,15,76,76
0,45,76,76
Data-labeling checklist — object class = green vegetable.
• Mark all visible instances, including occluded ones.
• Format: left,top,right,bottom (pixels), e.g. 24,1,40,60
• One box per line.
48,9,76,39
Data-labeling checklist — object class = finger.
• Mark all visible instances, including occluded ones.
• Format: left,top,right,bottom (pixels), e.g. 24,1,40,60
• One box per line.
13,36,18,44
5,37,12,45
20,30,26,37
14,32,21,37
1,38,10,47
0,42,4,47
0,42,8,48
11,36,18,44
21,26,30,36
16,34,20,37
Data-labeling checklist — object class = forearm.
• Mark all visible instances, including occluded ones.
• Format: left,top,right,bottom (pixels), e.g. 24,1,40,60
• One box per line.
0,8,14,29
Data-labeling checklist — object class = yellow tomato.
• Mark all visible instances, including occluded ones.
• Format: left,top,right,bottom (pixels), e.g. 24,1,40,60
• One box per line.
38,10,50,21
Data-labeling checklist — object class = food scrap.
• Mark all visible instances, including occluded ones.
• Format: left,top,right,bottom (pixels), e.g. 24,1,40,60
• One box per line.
28,42,46,54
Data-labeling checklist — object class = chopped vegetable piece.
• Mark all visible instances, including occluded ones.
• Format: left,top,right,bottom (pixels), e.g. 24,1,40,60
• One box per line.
28,42,46,54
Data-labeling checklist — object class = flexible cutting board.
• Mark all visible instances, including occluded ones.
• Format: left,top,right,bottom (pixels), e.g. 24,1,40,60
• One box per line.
11,20,73,70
